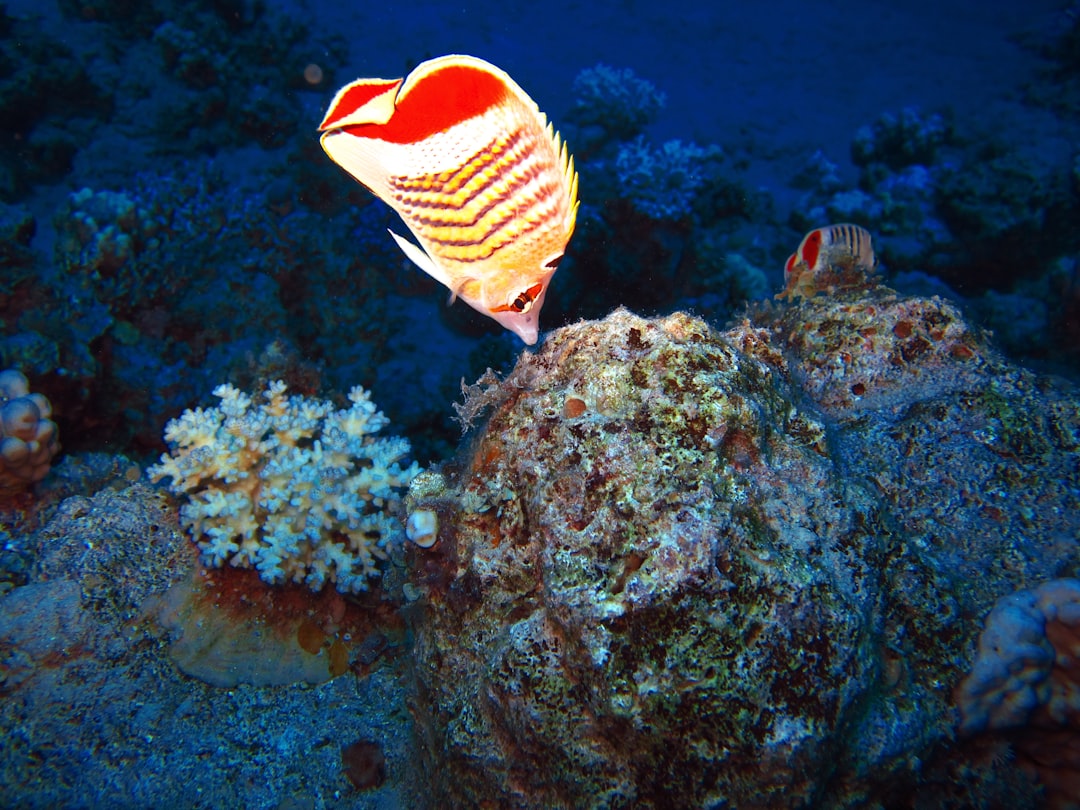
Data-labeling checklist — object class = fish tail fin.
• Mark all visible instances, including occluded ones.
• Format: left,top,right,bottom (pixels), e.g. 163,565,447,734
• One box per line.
318,78,402,131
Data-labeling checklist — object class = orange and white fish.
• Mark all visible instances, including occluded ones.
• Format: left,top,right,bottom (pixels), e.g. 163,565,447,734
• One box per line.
319,54,579,345
780,223,876,299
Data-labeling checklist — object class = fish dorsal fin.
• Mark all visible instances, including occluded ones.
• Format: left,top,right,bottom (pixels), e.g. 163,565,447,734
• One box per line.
551,124,580,236
387,229,454,290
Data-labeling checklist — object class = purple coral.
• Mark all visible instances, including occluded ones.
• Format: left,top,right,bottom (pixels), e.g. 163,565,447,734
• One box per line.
956,578,1080,734
0,369,59,495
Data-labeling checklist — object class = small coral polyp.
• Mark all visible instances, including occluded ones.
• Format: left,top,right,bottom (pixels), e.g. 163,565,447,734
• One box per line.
149,380,420,593
0,369,60,495
956,578,1080,734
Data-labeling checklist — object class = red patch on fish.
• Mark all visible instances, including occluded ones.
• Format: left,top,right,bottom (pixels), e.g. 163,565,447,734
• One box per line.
799,229,824,272
322,66,511,144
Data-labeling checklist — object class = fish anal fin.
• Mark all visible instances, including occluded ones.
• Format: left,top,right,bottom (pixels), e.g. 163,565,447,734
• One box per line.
388,229,454,290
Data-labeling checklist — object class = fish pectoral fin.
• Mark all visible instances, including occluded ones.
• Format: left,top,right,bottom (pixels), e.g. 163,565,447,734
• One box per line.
387,229,454,290
446,280,470,306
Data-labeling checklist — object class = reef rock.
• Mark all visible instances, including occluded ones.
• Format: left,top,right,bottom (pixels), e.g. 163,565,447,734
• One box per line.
406,308,886,807
405,290,1080,807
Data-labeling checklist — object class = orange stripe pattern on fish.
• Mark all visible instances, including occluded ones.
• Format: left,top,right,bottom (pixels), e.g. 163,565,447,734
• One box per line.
779,223,876,300
319,54,579,345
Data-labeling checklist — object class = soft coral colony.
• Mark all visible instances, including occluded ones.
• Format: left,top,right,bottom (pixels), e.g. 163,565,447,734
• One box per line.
148,380,420,594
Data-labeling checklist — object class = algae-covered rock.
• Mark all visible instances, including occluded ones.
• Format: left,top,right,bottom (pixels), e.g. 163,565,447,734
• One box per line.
406,308,886,807
405,292,1080,807
751,285,1080,806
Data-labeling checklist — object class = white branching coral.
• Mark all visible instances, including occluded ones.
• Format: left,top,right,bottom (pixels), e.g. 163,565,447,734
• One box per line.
149,381,421,593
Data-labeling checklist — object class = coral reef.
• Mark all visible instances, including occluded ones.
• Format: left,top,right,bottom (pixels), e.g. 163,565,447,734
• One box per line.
0,6,109,199
794,108,956,259
149,380,420,593
56,0,345,153
0,370,59,496
2,0,1080,802
404,275,1080,806
933,146,1074,289
552,58,770,337
614,136,725,222
53,187,170,314
1017,2,1080,120
755,286,985,416
798,106,1077,294
7,166,403,453
957,578,1080,735
567,64,666,152
790,102,1080,378
1,43,769,463
750,278,1080,805
406,308,882,806
0,201,35,276
559,97,761,328
851,107,952,172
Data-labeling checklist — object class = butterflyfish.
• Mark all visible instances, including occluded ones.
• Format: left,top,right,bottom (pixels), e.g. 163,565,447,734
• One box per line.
319,54,580,345
779,223,876,300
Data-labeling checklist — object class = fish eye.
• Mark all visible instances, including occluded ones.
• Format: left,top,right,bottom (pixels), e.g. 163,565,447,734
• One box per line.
491,282,545,314
513,281,546,312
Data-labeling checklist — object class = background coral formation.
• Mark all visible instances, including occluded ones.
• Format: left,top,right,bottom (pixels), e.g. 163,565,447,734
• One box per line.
407,309,883,806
